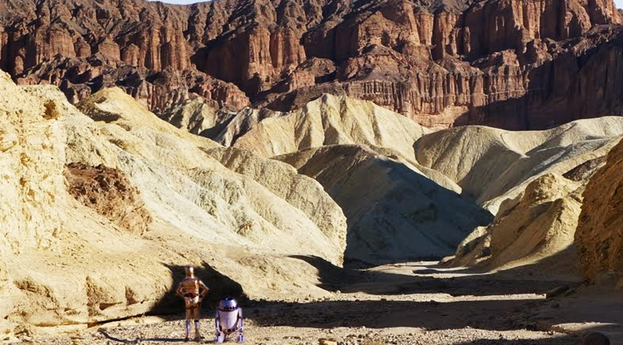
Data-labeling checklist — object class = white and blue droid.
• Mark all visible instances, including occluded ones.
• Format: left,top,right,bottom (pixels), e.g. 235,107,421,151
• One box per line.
214,297,244,343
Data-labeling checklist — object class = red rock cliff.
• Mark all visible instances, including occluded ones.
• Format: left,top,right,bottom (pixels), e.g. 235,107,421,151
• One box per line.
0,0,621,129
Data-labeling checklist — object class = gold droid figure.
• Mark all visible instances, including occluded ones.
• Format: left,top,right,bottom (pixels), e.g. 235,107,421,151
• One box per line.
176,266,209,341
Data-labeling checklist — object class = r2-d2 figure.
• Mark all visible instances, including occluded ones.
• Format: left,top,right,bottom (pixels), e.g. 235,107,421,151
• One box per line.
214,297,244,343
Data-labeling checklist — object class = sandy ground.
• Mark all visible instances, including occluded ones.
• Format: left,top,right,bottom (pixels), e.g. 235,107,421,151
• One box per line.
15,261,622,345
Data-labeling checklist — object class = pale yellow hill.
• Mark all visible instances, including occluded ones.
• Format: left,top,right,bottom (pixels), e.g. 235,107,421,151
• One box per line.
449,173,583,280
439,121,623,276
275,144,493,265
230,93,463,192
232,93,431,159
0,73,347,337
414,119,623,212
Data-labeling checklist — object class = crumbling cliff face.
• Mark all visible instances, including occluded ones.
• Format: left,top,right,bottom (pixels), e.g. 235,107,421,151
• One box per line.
0,0,621,129
576,136,623,286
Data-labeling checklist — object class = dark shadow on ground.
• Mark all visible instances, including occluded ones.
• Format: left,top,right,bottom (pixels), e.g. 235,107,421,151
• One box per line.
148,261,247,318
290,255,576,297
246,297,548,331
236,255,623,337
453,336,580,345
98,256,621,342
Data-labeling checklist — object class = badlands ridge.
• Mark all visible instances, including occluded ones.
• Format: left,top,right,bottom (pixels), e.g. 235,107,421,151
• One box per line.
1,70,623,341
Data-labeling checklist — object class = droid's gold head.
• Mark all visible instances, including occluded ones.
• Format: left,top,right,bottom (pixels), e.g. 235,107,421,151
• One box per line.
185,266,194,277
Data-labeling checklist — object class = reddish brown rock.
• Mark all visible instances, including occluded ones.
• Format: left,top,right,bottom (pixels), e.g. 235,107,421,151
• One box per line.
64,162,152,235
0,0,621,129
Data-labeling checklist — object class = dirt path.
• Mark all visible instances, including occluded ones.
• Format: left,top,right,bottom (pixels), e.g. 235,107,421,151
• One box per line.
18,261,621,345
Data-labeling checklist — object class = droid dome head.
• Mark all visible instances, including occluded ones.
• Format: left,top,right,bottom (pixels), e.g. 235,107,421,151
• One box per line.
184,266,194,277
218,297,238,311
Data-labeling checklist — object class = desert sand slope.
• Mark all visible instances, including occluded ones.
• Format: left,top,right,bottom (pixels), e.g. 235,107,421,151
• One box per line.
160,98,226,137
576,136,623,286
204,146,347,258
232,93,431,159
275,144,493,265
229,93,463,192
414,118,623,211
450,173,583,279
0,72,347,337
213,107,283,147
163,98,285,148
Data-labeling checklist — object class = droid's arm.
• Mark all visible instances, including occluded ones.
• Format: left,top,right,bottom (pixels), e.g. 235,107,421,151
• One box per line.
198,280,209,299
215,310,221,331
175,283,184,297
238,308,244,333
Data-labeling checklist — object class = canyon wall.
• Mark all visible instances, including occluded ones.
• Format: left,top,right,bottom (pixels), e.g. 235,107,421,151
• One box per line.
0,0,621,129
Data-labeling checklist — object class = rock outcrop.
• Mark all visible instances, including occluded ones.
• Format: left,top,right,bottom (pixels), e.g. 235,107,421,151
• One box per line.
0,0,622,130
449,173,583,277
64,162,152,235
576,134,623,286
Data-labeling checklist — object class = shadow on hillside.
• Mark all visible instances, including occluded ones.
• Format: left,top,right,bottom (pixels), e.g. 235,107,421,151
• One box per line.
148,261,247,318
309,150,493,267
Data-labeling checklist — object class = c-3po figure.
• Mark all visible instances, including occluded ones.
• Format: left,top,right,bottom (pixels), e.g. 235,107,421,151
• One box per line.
176,266,209,341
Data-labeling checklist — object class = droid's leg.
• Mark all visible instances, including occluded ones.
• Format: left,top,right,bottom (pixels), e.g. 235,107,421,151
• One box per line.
184,319,191,341
187,304,201,341
214,310,225,343
194,319,201,341
236,309,244,343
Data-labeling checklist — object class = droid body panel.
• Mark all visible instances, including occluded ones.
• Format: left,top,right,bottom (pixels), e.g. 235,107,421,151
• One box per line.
178,277,206,311
215,297,244,343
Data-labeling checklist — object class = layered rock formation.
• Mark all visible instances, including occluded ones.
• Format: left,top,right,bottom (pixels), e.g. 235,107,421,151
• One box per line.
576,135,623,286
0,0,622,130
0,71,350,336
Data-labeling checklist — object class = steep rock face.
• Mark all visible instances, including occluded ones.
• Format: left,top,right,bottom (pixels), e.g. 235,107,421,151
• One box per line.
0,0,621,130
1,0,249,115
576,136,623,285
